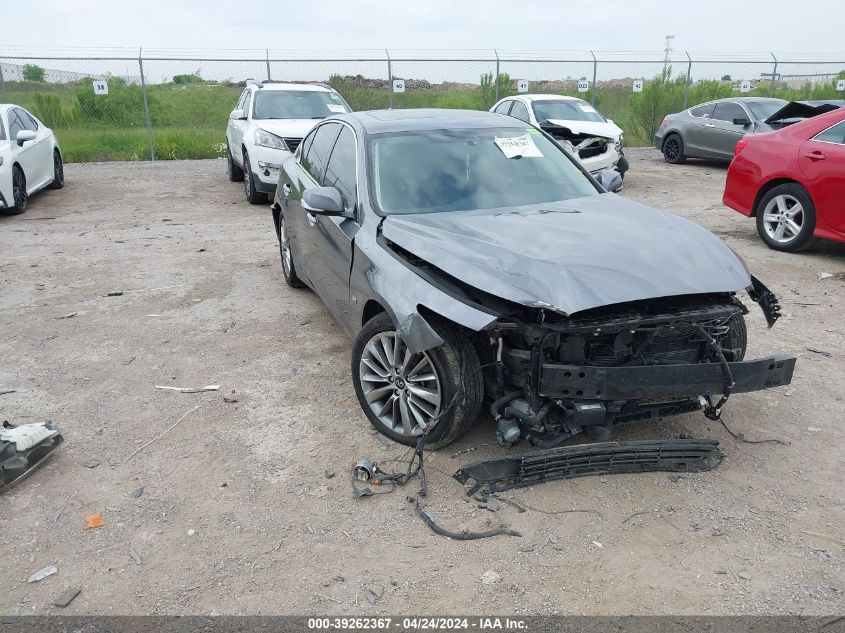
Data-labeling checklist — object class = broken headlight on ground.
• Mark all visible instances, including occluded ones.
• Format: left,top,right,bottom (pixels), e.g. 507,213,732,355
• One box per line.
477,291,795,448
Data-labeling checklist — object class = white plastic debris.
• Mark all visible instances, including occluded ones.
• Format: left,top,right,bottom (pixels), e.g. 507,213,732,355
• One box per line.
1,423,58,451
591,540,604,549
155,385,219,393
28,565,58,583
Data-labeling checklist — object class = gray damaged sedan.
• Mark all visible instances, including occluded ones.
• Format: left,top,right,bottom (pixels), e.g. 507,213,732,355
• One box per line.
271,109,795,451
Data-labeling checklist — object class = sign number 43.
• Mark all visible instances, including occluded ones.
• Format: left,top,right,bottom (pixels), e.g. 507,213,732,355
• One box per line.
92,80,109,95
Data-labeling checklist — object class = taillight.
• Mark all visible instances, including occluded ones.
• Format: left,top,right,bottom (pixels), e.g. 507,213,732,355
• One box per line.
734,137,749,156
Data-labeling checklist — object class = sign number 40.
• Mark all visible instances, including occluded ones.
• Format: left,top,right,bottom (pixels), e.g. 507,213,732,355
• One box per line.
92,80,109,95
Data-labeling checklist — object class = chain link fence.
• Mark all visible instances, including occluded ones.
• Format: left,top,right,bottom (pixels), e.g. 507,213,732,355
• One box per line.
1,48,843,162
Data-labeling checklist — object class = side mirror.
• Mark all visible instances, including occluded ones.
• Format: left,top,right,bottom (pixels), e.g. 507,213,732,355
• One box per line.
597,169,623,193
16,130,36,146
733,117,751,127
230,109,246,120
302,186,345,216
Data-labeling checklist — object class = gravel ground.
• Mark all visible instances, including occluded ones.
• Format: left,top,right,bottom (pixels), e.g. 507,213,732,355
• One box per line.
0,148,842,616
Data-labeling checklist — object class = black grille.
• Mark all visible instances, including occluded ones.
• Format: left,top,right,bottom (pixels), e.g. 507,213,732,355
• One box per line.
578,142,609,159
284,137,303,153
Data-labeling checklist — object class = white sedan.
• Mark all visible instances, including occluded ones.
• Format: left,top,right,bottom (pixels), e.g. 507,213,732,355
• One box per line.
0,104,63,214
491,94,628,179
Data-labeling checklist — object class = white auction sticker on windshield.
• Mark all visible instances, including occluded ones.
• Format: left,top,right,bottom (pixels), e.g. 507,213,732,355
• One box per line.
494,134,543,159
327,104,346,113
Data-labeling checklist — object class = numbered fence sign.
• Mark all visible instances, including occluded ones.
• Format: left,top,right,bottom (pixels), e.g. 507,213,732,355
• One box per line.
633,79,644,93
740,80,752,93
837,79,845,92
577,79,589,93
517,79,529,93
392,79,405,93
92,80,109,95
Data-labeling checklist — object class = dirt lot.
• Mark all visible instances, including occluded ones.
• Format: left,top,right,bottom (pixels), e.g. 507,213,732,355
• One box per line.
1,148,843,616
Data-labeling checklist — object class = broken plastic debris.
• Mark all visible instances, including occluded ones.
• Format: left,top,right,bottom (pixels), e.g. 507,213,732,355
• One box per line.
84,512,105,530
155,385,219,393
28,565,58,583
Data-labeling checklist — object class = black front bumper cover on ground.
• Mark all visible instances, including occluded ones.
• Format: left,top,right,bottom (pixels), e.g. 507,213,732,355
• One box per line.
453,439,723,495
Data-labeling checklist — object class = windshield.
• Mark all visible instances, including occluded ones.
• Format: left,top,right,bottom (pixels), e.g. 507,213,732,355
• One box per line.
368,127,598,215
747,100,788,121
252,90,349,120
531,100,606,123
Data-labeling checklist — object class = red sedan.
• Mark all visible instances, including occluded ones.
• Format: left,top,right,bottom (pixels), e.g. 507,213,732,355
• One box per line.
723,107,845,251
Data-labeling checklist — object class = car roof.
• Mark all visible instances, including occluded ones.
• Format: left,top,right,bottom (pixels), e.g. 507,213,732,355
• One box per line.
695,97,787,107
520,94,582,102
344,109,526,134
247,82,333,92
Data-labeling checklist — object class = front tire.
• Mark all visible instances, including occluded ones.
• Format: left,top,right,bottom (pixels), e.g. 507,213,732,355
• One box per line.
662,133,686,164
8,166,27,214
278,214,305,288
243,151,267,205
48,149,64,189
755,183,817,252
351,313,483,450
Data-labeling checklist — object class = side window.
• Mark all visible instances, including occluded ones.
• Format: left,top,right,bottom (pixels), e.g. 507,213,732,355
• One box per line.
494,101,512,115
236,89,249,111
712,102,747,124
814,121,845,145
8,110,24,140
324,126,357,212
18,109,38,131
302,122,341,184
690,103,715,119
242,92,253,118
509,100,530,123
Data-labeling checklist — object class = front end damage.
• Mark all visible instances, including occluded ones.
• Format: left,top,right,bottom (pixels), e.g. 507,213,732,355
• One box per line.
473,285,794,449
539,122,621,174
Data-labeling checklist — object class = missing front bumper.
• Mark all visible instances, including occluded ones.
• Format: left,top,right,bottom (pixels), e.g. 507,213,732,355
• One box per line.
453,439,722,495
539,354,795,401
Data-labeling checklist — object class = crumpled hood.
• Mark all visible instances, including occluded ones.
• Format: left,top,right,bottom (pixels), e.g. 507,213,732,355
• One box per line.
542,119,623,139
381,194,751,316
254,119,321,139
764,101,839,124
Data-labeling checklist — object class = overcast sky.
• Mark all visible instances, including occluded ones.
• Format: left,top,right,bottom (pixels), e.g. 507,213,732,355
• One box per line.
4,0,845,55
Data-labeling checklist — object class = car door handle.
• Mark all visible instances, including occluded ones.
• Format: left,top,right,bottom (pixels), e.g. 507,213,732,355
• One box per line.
804,151,826,161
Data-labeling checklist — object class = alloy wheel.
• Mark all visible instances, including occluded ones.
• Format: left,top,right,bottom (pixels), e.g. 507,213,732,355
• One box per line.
280,217,292,276
244,155,252,198
358,331,442,437
762,194,804,244
54,153,64,186
12,169,27,209
664,137,681,161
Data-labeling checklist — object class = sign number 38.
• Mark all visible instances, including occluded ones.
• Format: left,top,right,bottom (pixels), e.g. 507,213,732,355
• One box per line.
93,80,109,95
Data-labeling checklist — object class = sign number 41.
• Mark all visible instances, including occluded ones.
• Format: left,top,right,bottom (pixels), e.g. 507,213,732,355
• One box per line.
92,80,109,95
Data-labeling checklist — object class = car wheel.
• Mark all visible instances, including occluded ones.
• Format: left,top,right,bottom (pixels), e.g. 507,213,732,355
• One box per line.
755,183,817,252
278,214,305,288
662,134,686,164
8,166,27,214
242,151,267,204
47,149,64,190
227,144,244,182
351,313,483,450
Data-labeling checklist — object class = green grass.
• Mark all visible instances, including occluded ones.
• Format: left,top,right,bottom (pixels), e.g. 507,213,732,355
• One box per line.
2,71,843,161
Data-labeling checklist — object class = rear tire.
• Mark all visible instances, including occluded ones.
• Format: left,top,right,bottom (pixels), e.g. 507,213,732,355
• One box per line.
243,151,267,204
755,183,817,252
662,133,686,164
227,144,244,182
278,214,305,288
47,149,64,189
351,313,483,450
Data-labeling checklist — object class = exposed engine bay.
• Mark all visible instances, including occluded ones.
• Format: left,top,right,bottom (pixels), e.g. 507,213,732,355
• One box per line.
540,122,612,161
474,290,794,448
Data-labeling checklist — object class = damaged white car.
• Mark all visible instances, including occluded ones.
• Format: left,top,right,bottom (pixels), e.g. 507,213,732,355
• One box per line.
491,94,628,183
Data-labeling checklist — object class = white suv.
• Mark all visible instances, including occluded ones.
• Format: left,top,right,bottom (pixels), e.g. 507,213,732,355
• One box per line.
226,81,351,203
490,94,628,179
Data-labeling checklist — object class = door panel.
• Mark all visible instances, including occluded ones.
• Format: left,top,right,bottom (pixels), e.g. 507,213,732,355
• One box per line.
21,110,52,186
305,125,360,332
8,109,42,189
681,103,716,156
228,90,249,164
799,131,845,233
707,102,750,158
